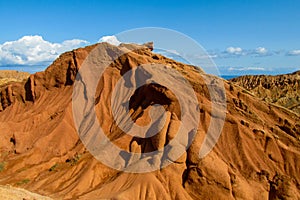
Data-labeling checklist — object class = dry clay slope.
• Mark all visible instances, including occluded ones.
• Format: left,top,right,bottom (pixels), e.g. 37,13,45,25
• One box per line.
0,42,299,199
230,71,300,115
0,185,52,200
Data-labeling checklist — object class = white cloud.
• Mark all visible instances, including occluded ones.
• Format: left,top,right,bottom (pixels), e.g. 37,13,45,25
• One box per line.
228,67,266,71
98,35,121,46
214,46,273,58
287,50,300,56
0,35,89,65
255,47,268,55
226,47,243,55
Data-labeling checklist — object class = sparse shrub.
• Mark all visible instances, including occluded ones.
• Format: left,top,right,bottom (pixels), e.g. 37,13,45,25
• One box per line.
66,153,82,166
0,162,6,172
49,163,59,172
16,179,30,185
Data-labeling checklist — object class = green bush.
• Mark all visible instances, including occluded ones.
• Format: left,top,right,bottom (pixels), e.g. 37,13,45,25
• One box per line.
0,162,6,172
16,179,30,185
49,163,59,172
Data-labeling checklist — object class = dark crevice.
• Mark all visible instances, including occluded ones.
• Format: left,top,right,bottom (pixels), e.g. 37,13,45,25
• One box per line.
24,78,34,101
65,51,78,86
10,135,16,146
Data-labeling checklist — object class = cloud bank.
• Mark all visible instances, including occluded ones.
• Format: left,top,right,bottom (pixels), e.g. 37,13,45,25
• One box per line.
216,46,271,58
211,46,300,59
0,35,89,66
0,35,124,67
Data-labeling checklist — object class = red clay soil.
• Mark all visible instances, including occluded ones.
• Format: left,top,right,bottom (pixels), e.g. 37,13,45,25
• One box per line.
0,43,299,199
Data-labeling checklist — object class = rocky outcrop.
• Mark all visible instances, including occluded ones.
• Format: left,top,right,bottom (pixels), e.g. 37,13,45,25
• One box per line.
230,71,300,114
0,43,299,199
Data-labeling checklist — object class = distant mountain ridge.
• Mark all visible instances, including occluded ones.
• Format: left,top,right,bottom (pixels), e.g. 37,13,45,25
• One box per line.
230,71,300,114
0,70,30,86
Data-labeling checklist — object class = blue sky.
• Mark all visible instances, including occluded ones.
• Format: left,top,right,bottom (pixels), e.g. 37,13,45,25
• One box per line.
0,0,299,75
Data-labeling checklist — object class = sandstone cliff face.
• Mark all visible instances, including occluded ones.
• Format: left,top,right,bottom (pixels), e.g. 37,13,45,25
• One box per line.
230,71,300,115
0,43,299,200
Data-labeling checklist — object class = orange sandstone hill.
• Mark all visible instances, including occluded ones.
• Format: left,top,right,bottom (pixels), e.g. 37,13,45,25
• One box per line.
0,42,299,200
230,71,300,115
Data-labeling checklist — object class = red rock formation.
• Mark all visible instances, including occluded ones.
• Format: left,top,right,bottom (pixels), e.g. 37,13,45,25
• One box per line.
0,43,299,199
230,71,300,114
